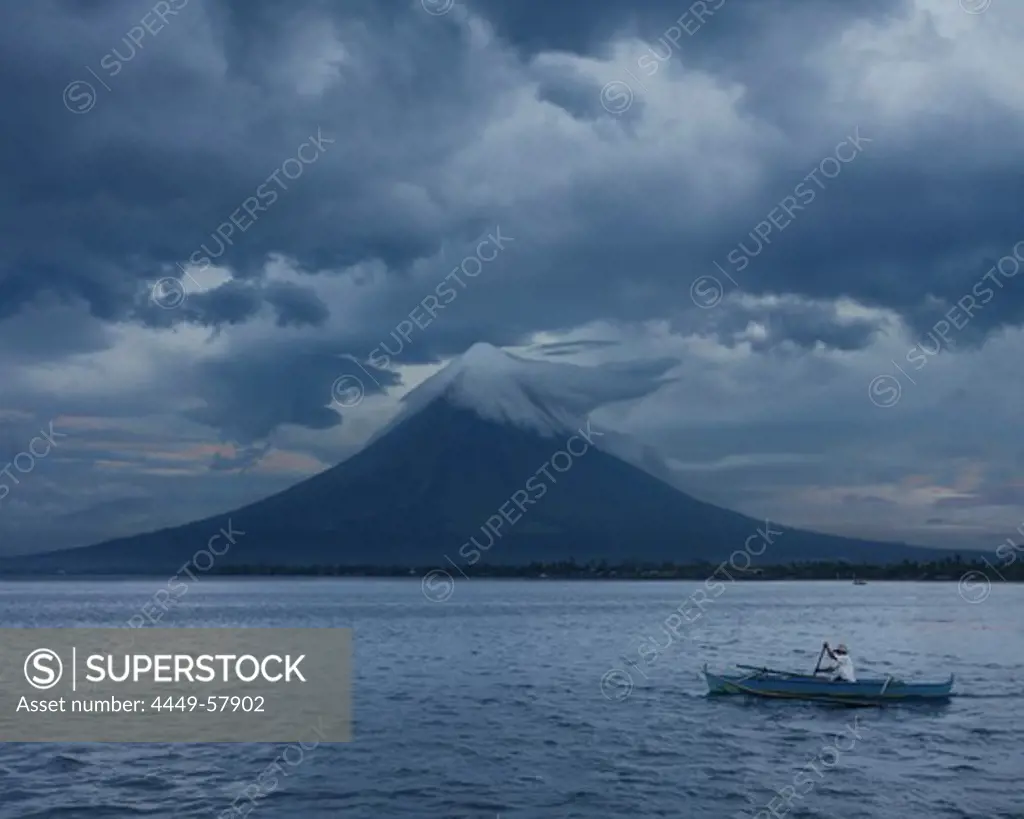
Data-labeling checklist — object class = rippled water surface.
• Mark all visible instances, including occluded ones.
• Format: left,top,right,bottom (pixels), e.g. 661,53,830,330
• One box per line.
0,579,1021,818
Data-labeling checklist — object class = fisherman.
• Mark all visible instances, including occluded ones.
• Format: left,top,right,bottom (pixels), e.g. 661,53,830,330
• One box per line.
822,642,856,682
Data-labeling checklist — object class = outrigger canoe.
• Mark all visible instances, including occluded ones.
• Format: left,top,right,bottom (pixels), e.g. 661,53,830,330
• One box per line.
703,663,954,706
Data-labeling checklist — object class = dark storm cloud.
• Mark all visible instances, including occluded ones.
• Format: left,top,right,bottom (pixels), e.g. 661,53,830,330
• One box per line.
173,281,264,327
136,279,329,328
2,0,1020,348
727,156,1024,341
0,302,111,362
0,0,479,325
468,0,902,58
4,0,1024,449
264,282,330,327
183,341,404,444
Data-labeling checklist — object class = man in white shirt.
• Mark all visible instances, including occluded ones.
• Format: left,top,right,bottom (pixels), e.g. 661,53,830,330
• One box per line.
822,642,856,682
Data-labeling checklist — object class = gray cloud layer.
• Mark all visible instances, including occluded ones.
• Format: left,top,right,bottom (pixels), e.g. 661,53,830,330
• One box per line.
1,0,1023,552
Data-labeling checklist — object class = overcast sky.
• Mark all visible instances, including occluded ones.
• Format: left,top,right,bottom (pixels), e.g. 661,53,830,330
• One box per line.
1,0,1022,555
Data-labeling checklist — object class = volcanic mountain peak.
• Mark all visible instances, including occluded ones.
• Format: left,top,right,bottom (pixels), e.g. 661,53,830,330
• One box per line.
386,343,590,437
458,341,521,369
0,340,962,573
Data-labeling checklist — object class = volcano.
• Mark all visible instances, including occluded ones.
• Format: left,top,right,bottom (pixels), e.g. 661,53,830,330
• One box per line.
3,343,951,573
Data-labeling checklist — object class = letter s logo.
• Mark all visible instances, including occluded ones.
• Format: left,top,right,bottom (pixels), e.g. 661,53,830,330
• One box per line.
24,648,63,690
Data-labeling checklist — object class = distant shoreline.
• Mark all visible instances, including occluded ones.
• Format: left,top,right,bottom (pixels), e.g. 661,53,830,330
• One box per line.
2,558,1019,581
145,556,1024,582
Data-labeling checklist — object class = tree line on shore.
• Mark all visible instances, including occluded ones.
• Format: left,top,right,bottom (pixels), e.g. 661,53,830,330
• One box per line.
205,554,1023,580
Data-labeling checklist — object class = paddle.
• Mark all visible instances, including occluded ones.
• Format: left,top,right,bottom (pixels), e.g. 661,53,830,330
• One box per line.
812,643,827,676
734,643,830,679
735,664,820,679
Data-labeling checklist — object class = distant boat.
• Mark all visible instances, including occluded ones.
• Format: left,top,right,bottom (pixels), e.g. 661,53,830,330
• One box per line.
703,664,954,705
853,578,867,585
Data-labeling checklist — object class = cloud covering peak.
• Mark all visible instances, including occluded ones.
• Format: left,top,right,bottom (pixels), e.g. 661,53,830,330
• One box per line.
383,342,674,437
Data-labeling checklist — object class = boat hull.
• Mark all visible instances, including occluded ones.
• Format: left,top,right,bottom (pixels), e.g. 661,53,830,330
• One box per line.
703,666,954,705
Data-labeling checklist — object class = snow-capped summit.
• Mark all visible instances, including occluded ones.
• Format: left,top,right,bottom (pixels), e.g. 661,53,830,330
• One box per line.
387,342,668,438
459,341,521,368
394,343,579,437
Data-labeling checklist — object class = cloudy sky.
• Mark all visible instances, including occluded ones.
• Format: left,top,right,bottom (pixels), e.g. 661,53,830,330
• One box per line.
1,0,1022,555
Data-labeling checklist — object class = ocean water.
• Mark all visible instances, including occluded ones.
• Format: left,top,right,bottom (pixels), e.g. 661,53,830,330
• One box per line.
0,578,1020,819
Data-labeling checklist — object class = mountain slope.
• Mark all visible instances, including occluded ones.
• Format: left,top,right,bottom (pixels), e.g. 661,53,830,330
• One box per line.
2,345,955,572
